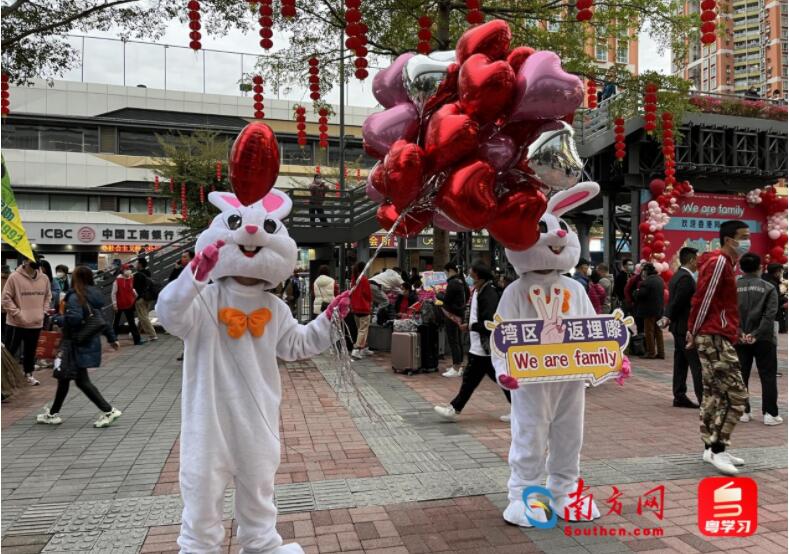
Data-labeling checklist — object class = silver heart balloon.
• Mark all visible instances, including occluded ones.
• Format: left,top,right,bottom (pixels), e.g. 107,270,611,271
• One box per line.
428,50,456,62
523,121,583,191
402,54,453,110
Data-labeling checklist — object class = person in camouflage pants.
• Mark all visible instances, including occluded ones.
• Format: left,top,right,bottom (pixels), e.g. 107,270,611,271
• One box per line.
696,335,748,447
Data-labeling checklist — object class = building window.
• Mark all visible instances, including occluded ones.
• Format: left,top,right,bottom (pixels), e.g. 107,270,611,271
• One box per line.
342,145,377,169
127,197,149,214
50,194,88,211
596,39,609,62
281,140,313,166
1,124,98,152
118,130,165,156
616,40,629,64
1,124,39,150
15,193,48,210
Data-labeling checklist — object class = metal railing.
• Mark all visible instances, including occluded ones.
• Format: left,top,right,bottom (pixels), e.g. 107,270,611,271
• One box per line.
283,185,380,243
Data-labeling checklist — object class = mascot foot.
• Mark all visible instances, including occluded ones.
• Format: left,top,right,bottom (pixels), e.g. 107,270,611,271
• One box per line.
502,500,549,528
552,494,601,522
240,543,304,554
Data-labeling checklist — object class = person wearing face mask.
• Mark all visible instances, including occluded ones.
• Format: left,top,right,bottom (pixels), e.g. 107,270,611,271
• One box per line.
111,264,143,346
662,247,702,408
1,257,52,385
54,265,70,297
687,220,751,475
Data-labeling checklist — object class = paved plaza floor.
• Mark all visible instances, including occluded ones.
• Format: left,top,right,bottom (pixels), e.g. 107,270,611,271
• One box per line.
2,333,787,553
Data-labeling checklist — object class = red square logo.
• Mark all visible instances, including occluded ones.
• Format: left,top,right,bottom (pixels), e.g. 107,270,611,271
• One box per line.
698,477,758,537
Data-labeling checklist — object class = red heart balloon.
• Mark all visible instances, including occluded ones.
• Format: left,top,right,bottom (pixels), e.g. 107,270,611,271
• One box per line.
376,203,432,237
486,186,547,251
382,140,425,210
455,19,512,65
458,54,516,124
506,46,535,73
229,122,280,205
649,178,665,198
435,159,497,230
424,103,480,172
369,162,387,193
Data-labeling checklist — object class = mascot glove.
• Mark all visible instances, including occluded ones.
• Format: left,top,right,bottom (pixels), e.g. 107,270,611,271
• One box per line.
191,240,225,282
325,291,351,320
498,374,520,390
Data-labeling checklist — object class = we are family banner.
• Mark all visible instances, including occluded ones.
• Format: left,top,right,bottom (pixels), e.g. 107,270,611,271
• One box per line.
1,156,35,260
640,190,768,263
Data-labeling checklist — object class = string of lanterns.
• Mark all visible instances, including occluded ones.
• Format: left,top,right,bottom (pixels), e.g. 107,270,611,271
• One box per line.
643,82,658,134
187,1,202,51
417,15,432,54
613,117,625,160
700,0,717,45
308,57,321,101
281,0,296,18
318,107,329,149
576,0,593,21
252,75,264,119
586,78,597,109
465,0,484,25
344,0,369,80
181,181,188,221
259,0,274,50
1,74,9,116
294,105,307,146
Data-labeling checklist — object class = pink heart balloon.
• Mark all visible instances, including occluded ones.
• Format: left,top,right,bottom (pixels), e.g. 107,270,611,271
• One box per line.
480,132,517,171
366,165,386,203
362,103,420,159
511,51,583,122
433,211,470,232
372,53,414,108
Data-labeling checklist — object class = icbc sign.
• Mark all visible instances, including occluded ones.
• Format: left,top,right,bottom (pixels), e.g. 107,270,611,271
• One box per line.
77,226,95,243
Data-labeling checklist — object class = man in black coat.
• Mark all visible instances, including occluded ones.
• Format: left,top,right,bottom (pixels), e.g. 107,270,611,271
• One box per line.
441,262,469,377
662,247,702,408
634,263,665,359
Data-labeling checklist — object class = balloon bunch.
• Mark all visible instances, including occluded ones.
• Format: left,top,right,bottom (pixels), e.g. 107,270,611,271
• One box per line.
640,177,695,279
362,20,585,251
759,186,788,264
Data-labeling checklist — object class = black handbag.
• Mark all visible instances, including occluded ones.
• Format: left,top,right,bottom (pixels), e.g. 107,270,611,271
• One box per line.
52,339,77,380
75,304,108,344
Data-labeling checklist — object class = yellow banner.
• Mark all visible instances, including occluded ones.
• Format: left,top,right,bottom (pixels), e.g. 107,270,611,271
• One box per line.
507,341,623,385
1,156,35,260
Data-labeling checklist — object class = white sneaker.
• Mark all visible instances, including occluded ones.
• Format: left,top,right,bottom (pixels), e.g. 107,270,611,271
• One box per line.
434,404,458,420
149,335,158,341
442,367,461,377
739,412,751,422
26,374,40,386
361,347,373,356
94,408,122,428
764,414,784,426
351,349,363,360
709,452,739,475
499,414,511,423
503,499,548,527
704,449,744,466
36,408,62,425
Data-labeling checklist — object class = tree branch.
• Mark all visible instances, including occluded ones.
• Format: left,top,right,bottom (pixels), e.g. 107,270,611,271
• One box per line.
1,0,30,18
5,0,139,47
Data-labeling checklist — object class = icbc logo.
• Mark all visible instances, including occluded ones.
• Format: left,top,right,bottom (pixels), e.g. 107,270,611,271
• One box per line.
698,477,757,537
77,226,95,243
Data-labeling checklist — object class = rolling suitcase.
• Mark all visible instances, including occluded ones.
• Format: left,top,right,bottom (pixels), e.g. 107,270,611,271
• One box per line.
418,324,439,372
391,331,420,375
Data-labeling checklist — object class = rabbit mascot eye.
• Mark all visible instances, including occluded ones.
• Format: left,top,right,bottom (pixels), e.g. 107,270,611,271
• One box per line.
156,189,350,553
491,182,604,527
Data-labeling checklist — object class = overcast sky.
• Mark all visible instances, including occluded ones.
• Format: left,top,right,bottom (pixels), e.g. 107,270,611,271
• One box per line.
70,22,672,107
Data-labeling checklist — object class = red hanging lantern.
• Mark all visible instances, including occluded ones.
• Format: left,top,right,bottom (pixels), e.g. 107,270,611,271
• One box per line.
281,0,296,18
171,198,177,215
1,73,9,116
586,79,597,109
417,15,432,55
187,0,202,50
252,75,264,119
294,105,308,147
315,165,321,175
700,0,717,44
308,57,321,101
345,1,368,80
199,185,206,205
147,196,153,215
661,111,675,183
576,0,593,20
153,175,160,193
182,199,188,221
643,82,658,134
259,0,274,50
466,0,484,25
318,106,330,149
215,160,222,181
169,177,174,194
614,117,626,160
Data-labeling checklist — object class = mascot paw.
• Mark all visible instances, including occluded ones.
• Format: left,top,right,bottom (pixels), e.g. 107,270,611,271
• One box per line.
552,493,601,522
498,375,520,390
503,500,549,527
325,291,351,320
191,240,225,282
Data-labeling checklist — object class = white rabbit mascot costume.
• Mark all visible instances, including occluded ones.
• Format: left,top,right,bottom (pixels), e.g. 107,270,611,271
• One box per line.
493,182,602,527
156,190,350,554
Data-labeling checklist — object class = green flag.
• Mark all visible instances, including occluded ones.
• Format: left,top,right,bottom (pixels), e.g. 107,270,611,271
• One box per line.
1,155,35,260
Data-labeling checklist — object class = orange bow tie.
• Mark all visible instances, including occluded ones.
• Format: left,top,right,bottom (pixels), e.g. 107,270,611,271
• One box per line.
218,307,272,339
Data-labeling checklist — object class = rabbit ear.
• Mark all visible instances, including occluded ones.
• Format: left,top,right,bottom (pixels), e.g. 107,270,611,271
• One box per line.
547,182,600,218
259,189,292,220
208,191,243,212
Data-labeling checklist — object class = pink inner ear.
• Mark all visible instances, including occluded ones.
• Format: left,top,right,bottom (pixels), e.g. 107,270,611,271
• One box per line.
261,193,284,213
221,194,242,208
552,191,588,213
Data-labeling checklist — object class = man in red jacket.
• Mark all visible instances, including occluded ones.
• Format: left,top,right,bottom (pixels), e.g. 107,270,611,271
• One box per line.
687,220,750,475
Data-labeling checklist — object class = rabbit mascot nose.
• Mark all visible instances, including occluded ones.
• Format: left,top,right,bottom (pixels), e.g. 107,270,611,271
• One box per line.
491,182,605,528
